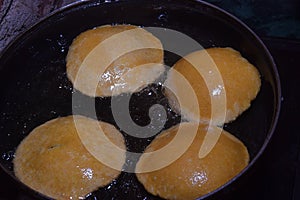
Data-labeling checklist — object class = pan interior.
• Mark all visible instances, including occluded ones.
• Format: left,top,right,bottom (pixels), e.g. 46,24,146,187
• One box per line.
0,0,279,199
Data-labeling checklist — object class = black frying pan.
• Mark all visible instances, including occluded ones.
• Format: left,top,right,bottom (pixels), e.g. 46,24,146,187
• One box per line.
0,0,281,199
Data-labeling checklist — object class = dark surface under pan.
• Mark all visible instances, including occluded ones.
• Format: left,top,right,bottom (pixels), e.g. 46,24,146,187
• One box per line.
0,0,280,199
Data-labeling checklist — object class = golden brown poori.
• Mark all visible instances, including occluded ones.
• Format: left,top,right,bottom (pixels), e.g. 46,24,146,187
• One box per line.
164,47,261,125
136,122,249,200
14,115,126,200
66,24,164,97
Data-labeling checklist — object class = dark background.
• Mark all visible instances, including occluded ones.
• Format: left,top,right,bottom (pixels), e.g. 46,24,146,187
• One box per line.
1,0,300,50
0,0,299,200
207,0,300,40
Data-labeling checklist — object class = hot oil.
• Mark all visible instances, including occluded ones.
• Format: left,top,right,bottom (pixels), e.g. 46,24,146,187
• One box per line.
0,31,182,199
86,51,181,199
87,83,181,200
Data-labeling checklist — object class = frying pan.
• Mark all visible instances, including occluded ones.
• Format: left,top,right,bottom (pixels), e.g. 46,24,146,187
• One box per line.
0,0,281,199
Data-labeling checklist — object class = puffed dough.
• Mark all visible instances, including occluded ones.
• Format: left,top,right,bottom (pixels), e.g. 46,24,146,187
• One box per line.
136,122,249,200
66,24,164,97
14,115,126,200
164,47,261,125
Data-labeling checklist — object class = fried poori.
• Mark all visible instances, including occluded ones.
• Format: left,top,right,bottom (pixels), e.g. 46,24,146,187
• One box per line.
136,122,249,200
14,115,125,199
66,24,164,97
164,47,261,125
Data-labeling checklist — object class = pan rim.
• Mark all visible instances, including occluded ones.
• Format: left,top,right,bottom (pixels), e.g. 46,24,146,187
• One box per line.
0,0,281,199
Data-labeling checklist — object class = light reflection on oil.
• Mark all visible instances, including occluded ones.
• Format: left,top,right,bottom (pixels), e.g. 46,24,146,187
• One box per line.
190,171,208,186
